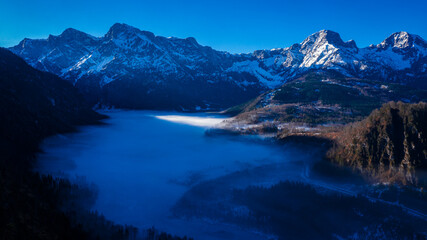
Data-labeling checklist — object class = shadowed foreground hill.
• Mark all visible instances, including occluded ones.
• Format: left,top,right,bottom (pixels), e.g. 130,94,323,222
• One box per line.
0,47,104,167
0,48,192,240
328,101,427,185
0,48,108,239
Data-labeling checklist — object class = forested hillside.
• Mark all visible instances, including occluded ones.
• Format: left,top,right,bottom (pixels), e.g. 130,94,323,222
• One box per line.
328,101,427,185
0,48,104,167
0,49,188,240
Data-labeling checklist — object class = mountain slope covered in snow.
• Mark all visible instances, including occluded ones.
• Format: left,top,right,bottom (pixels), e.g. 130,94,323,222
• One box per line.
10,24,427,110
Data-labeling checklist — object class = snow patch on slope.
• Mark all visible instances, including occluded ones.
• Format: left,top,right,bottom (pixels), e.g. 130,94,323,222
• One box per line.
227,60,283,88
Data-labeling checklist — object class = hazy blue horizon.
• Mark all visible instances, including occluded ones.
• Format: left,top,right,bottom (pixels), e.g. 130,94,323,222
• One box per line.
1,0,426,53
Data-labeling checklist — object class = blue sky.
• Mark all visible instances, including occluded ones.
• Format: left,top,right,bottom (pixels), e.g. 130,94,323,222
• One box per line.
1,0,426,53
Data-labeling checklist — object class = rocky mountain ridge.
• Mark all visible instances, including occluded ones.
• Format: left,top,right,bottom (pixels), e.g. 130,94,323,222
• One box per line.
327,101,427,185
10,24,427,109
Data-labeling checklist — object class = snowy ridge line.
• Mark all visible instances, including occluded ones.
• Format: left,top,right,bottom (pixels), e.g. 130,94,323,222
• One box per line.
9,24,427,109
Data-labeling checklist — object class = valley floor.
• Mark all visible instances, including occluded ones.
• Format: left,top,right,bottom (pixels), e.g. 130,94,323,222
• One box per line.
36,110,427,240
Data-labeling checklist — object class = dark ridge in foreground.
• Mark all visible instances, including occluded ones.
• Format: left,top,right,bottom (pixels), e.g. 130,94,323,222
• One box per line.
0,47,109,239
174,176,427,240
0,47,105,165
0,48,191,240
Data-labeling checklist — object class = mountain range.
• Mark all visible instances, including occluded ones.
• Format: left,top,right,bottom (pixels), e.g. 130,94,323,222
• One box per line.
10,23,427,110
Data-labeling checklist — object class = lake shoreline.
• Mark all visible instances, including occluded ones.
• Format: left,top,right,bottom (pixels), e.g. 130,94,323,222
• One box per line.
35,110,427,239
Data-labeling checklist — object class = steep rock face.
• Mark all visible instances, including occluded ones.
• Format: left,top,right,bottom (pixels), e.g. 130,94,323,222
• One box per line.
10,25,427,110
248,30,427,84
11,23,264,109
14,28,100,76
328,102,427,184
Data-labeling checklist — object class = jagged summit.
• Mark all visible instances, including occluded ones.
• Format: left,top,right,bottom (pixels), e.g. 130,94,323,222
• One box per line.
309,30,343,41
8,24,427,110
379,31,427,49
380,31,411,49
61,27,86,36
104,23,156,43
46,27,98,42
107,23,139,35
184,37,198,45
301,30,356,48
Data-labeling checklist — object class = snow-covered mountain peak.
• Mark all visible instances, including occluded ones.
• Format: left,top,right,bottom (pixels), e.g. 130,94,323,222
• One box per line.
47,28,98,43
346,39,358,49
105,23,155,41
15,38,43,50
101,23,159,52
301,30,355,49
61,28,90,38
184,37,198,46
107,23,138,34
8,25,427,110
380,31,410,48
379,31,427,50
295,30,359,69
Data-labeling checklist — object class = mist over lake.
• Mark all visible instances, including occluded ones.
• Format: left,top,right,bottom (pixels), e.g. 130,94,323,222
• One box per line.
36,111,314,239
34,110,426,239
2,1,427,238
